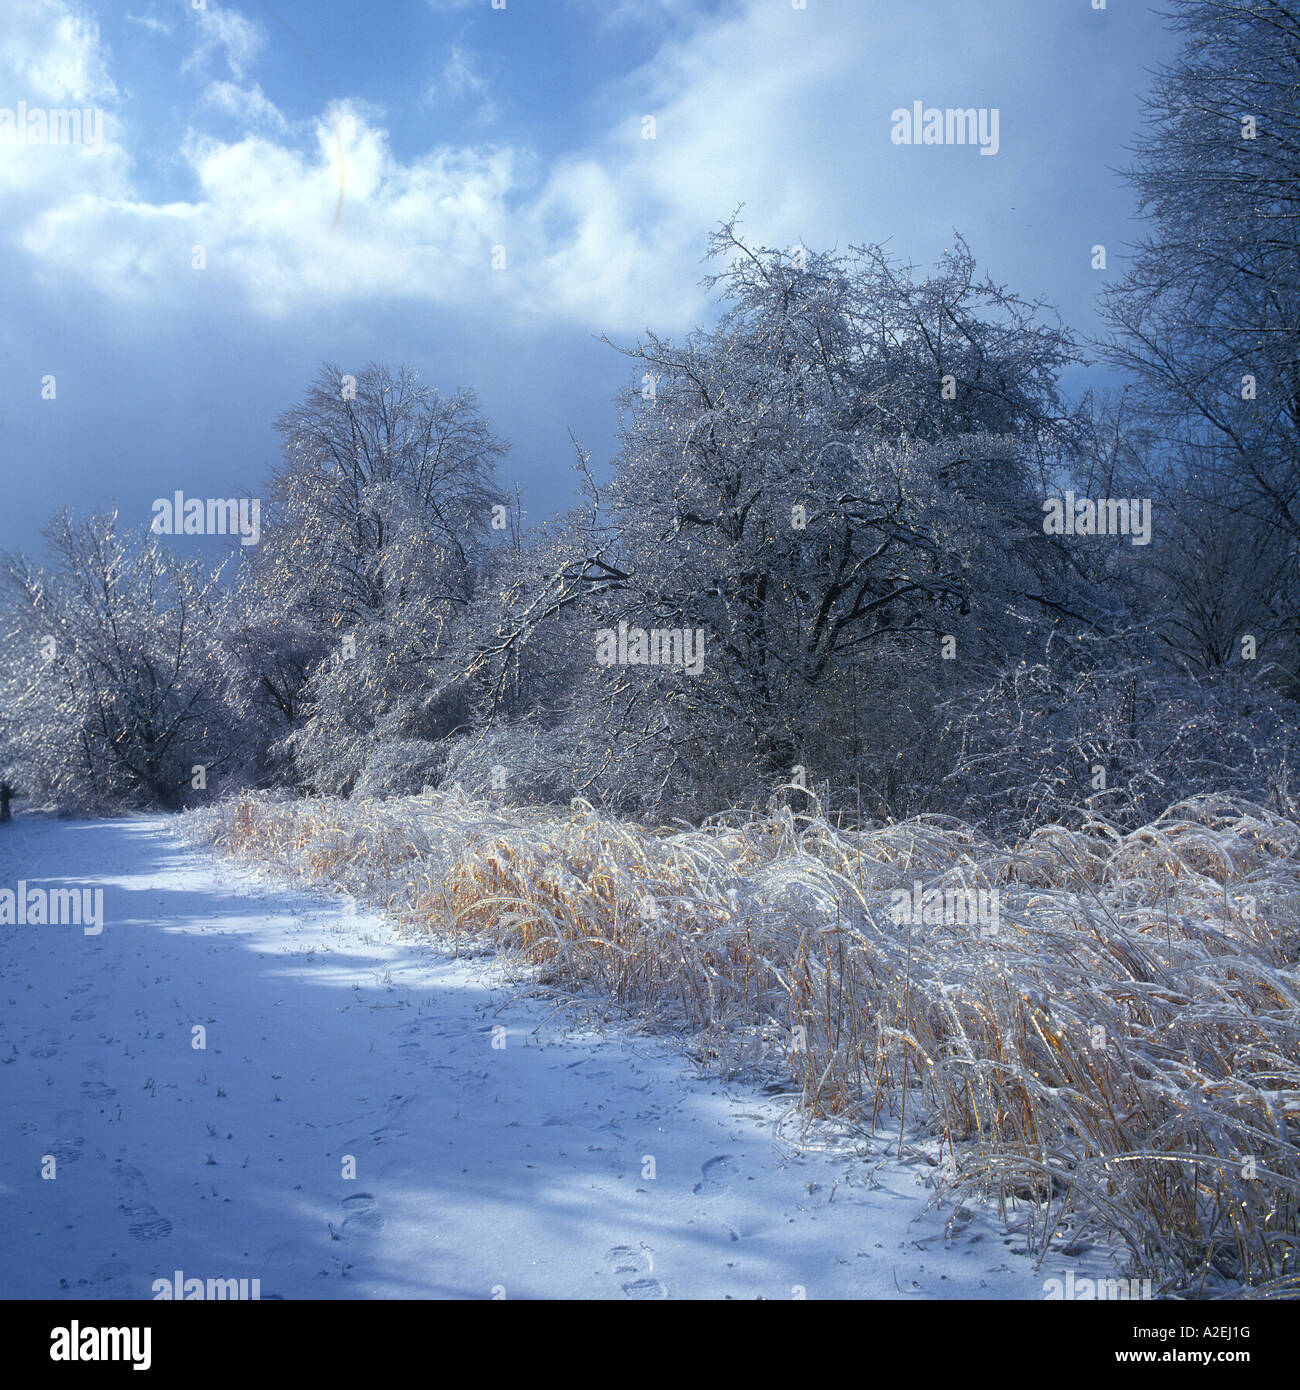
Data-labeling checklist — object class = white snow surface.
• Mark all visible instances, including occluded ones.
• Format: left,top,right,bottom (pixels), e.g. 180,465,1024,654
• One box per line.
0,814,1116,1300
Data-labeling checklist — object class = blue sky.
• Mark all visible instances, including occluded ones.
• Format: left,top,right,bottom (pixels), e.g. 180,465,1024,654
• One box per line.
0,0,1179,558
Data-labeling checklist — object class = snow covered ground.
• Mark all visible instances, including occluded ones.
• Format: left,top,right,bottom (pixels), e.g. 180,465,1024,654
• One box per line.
0,813,1115,1300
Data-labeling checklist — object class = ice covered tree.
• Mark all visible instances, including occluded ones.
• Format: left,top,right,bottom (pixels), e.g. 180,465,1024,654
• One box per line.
453,223,1106,817
1100,0,1300,548
228,363,507,794
600,225,1092,802
1089,1,1300,755
0,511,237,810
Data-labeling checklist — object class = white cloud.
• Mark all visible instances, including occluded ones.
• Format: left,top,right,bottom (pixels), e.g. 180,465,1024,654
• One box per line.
566,0,700,31
439,46,488,101
182,5,266,82
20,102,518,317
200,81,289,134
425,45,497,123
504,0,873,328
125,10,174,39
0,0,129,201
0,0,118,104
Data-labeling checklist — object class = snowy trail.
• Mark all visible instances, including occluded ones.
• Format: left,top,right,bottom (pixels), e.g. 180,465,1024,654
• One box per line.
0,815,1094,1300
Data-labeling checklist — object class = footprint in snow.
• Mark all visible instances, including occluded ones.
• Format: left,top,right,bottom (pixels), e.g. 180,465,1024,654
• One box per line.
28,1030,60,1059
604,1245,650,1276
80,1080,117,1100
622,1277,668,1300
693,1156,733,1196
339,1192,385,1238
111,1163,150,1198
114,1159,172,1241
121,1205,173,1242
48,1136,85,1165
605,1246,666,1299
47,1109,85,1165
